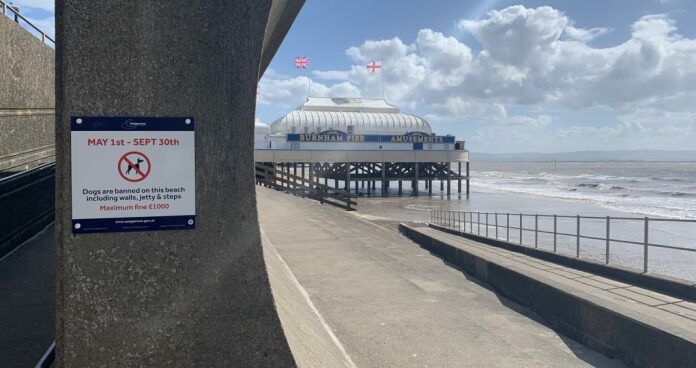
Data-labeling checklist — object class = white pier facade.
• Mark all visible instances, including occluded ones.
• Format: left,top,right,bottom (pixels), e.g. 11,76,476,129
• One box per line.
254,97,469,197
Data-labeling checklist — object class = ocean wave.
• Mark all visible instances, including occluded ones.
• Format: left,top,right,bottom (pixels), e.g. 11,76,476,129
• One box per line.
471,181,696,219
404,204,441,211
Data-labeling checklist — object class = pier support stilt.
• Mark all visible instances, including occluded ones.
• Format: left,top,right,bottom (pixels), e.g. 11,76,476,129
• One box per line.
414,162,419,197
398,181,402,196
466,162,470,199
457,162,462,194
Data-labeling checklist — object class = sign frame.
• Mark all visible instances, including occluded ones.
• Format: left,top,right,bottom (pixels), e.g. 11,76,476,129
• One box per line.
70,116,196,234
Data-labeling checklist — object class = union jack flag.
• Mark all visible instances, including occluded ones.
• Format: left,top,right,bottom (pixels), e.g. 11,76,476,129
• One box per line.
294,56,310,69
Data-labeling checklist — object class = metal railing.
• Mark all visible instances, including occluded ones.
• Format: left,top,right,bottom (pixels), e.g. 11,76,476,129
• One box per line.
431,209,696,276
1,0,55,46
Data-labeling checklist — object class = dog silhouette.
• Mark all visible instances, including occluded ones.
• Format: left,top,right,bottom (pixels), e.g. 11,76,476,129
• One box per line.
126,158,144,175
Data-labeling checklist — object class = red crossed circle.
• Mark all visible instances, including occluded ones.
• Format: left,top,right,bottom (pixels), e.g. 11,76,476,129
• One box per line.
118,151,151,182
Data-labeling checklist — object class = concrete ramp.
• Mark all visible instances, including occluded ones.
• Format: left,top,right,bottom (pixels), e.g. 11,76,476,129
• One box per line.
263,229,356,368
257,187,623,367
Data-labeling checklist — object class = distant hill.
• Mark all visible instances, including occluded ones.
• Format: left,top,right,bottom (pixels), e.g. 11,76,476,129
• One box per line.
471,150,696,162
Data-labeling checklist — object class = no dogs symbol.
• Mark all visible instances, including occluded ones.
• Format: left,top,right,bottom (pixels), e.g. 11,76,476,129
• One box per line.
118,151,151,182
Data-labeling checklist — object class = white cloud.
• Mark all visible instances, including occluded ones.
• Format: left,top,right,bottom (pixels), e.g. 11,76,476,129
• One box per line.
563,25,613,42
258,70,360,109
260,5,696,150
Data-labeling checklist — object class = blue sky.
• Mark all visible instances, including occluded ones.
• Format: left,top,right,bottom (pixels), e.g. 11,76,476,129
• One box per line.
259,0,696,153
10,0,696,153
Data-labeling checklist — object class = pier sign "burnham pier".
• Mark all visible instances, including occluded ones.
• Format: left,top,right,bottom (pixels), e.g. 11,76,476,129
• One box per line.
70,117,195,233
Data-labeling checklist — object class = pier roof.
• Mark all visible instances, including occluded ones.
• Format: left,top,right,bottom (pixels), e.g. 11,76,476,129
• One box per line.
270,97,432,135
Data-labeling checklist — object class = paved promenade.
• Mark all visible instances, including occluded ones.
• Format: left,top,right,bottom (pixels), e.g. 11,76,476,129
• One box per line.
257,187,623,367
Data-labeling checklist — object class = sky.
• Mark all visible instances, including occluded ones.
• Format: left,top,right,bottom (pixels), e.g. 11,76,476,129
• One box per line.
9,0,696,153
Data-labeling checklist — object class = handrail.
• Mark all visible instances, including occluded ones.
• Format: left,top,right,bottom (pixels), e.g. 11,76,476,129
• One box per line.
1,0,55,45
430,209,696,279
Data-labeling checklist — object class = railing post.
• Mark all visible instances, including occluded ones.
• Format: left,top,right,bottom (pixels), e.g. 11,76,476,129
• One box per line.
506,213,510,242
534,214,538,248
485,212,488,237
458,211,461,232
477,212,481,235
644,217,649,273
519,214,523,245
553,215,557,253
576,215,580,258
495,213,498,239
605,216,610,265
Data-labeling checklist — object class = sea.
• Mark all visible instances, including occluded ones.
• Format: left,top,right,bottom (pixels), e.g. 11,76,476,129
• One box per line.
353,161,696,282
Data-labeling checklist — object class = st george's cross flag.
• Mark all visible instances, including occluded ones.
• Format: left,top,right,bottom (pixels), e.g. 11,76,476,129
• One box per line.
367,61,382,73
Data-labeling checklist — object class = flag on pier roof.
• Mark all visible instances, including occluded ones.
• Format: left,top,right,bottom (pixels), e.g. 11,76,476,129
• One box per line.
367,61,382,73
294,56,310,69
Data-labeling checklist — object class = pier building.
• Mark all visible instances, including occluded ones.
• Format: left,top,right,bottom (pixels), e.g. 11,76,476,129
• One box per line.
254,97,470,197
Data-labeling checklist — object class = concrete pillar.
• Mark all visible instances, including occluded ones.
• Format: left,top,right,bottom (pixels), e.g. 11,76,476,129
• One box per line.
55,1,299,366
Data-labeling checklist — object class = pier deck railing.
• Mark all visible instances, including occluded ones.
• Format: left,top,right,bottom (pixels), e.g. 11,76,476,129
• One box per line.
430,209,696,277
255,162,357,211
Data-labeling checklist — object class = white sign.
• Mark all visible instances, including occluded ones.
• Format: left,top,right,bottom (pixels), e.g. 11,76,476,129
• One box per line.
71,117,195,233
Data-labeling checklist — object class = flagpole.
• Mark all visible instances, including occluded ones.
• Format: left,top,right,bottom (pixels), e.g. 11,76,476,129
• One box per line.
381,59,385,100
307,54,311,98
